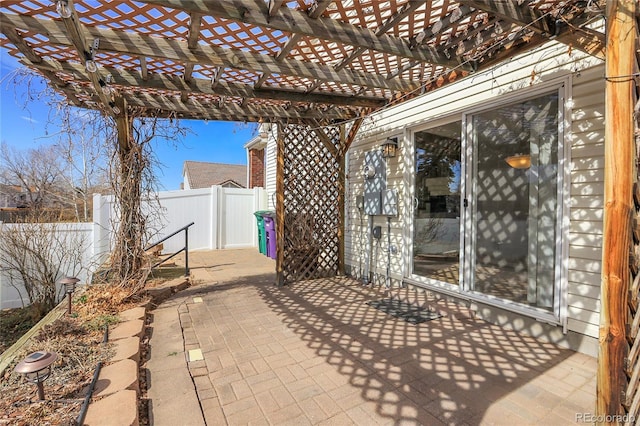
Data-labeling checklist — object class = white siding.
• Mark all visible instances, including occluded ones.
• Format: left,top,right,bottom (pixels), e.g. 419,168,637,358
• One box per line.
265,127,278,210
345,39,604,340
566,66,605,339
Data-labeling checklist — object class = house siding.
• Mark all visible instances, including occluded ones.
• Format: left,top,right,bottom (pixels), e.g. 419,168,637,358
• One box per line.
265,128,278,210
345,40,604,344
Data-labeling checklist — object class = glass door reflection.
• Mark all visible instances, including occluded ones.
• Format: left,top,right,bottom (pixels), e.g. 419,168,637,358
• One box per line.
412,121,462,285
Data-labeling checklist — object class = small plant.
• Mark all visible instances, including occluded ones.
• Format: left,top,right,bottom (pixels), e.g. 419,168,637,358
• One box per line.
86,314,119,331
167,351,178,357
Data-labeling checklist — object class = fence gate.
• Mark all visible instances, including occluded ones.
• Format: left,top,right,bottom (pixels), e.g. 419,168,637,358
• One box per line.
275,122,344,285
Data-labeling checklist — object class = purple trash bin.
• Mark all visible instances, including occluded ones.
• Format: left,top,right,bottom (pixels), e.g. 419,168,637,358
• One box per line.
262,212,276,260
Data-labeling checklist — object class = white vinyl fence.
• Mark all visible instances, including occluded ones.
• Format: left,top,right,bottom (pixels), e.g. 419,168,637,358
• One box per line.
0,222,100,310
1,186,267,309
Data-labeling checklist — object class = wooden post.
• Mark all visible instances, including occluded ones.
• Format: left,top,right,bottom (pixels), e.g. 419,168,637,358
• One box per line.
337,124,346,275
598,0,636,420
275,124,286,286
114,97,131,153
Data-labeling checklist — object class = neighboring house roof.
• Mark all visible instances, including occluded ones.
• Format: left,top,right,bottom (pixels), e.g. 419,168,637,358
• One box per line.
183,161,247,189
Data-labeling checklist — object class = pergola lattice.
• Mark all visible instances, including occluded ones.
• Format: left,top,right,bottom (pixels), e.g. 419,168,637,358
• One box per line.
0,0,603,123
2,0,637,421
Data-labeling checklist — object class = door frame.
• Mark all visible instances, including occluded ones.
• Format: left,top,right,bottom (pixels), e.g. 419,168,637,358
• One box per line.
404,76,572,326
406,115,466,294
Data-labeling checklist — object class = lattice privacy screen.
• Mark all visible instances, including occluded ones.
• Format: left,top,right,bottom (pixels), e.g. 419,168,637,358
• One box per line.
278,124,343,284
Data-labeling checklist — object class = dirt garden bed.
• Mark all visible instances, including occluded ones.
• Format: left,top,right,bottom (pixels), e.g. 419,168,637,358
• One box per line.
0,285,145,425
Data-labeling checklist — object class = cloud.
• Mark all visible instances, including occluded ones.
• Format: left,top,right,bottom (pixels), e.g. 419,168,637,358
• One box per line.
20,115,39,124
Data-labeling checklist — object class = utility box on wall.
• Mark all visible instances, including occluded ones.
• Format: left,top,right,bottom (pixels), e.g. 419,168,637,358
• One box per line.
363,150,386,216
381,189,398,216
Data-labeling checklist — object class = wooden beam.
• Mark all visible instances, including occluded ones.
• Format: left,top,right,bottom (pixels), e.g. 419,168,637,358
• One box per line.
459,0,605,59
268,0,285,16
27,59,385,108
307,1,424,92
139,0,471,71
183,12,202,83
187,12,202,48
139,56,149,81
343,115,365,153
459,0,554,35
0,23,82,106
56,0,113,113
275,124,285,285
410,5,474,50
598,0,636,420
308,119,339,159
119,91,355,121
210,66,222,89
256,0,332,89
0,12,416,93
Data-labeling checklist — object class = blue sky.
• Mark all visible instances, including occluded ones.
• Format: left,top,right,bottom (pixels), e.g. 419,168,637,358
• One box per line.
0,50,257,191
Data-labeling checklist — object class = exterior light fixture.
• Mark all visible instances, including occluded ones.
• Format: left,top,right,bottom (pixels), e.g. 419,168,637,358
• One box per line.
108,101,121,115
98,79,111,95
55,0,72,18
259,122,271,139
85,39,99,73
85,58,98,73
381,137,398,158
14,351,58,401
505,154,531,169
59,276,79,315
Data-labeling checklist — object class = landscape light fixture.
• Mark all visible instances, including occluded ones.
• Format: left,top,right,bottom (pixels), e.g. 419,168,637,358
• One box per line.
14,351,58,401
55,0,72,18
59,276,79,315
381,137,398,158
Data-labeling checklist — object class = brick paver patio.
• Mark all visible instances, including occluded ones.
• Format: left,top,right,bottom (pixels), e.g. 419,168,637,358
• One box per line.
149,249,596,425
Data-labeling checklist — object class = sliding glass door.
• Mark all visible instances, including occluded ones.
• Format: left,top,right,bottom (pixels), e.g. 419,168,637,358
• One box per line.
410,89,563,316
412,121,462,286
468,92,560,311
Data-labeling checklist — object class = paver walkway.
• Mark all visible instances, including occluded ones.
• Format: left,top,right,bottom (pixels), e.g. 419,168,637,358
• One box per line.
148,249,596,425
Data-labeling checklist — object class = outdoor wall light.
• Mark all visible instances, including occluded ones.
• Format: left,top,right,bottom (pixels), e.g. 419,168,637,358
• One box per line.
14,351,58,401
381,137,398,158
505,154,531,169
59,276,79,315
55,0,72,19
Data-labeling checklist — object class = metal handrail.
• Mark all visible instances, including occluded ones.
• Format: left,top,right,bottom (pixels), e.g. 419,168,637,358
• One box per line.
144,222,195,277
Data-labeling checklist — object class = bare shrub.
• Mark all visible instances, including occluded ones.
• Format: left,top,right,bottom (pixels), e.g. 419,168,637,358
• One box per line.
0,213,88,318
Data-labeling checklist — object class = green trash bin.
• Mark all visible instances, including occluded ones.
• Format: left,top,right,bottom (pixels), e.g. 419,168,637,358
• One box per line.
253,211,269,255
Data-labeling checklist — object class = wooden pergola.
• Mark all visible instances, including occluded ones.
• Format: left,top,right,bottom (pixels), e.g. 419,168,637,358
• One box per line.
0,0,636,421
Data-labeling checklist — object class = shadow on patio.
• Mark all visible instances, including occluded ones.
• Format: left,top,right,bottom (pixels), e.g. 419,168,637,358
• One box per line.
151,249,595,425
254,276,595,424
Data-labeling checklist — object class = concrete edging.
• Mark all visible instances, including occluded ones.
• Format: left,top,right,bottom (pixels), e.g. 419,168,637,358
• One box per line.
83,277,190,426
